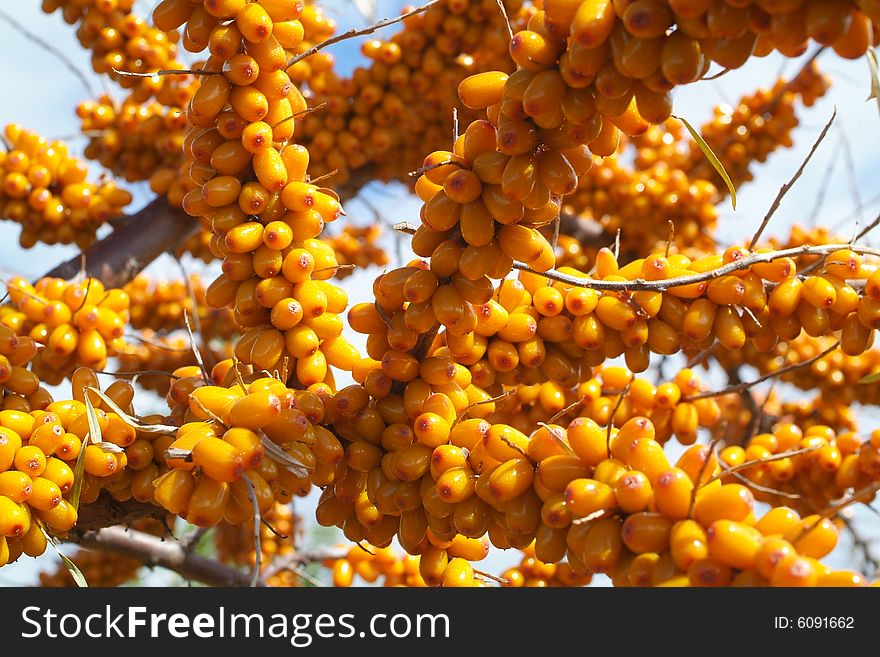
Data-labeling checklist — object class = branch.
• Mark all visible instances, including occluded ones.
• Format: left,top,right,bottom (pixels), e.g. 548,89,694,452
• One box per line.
708,445,822,485
748,108,836,249
286,0,441,67
44,197,197,287
68,526,261,587
74,493,171,532
684,341,840,401
0,7,96,97
796,481,880,544
510,244,880,291
394,224,880,291
259,546,349,581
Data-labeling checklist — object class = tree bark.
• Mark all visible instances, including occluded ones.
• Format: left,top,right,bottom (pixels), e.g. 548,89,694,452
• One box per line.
44,196,197,288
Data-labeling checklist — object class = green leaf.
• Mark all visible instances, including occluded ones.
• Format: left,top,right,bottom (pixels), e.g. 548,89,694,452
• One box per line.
867,49,880,117
83,390,103,447
675,114,737,210
859,371,880,384
67,429,88,512
40,523,88,588
58,551,89,588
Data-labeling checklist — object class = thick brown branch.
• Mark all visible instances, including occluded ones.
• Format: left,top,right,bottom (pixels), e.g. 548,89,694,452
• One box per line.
68,526,260,587
44,197,197,287
74,493,171,532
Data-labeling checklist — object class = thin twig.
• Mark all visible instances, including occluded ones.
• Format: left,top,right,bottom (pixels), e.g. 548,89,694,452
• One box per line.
730,469,802,499
795,481,880,544
286,0,441,67
840,516,880,578
511,244,880,292
495,0,514,40
175,258,204,351
244,477,262,588
179,527,208,553
453,388,516,426
547,397,584,425
111,67,219,78
685,341,840,401
748,108,837,249
407,159,461,178
0,7,96,97
183,311,210,385
806,149,840,226
474,568,509,585
853,211,880,243
605,382,631,458
708,445,822,485
126,333,193,351
838,124,864,232
274,102,327,128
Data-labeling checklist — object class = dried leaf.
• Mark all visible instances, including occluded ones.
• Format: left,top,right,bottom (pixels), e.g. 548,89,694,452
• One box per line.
68,434,88,512
260,435,310,478
87,386,178,434
83,391,103,446
867,49,880,117
40,524,88,588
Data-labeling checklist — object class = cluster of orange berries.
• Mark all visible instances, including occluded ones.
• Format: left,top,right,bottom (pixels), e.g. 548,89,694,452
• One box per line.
686,61,830,190
564,123,719,255
500,542,591,586
154,0,364,384
115,330,231,395
78,95,191,188
0,371,147,569
329,536,493,587
710,387,858,448
329,543,427,587
494,0,876,151
718,334,880,408
152,371,327,528
125,274,238,339
1,276,131,383
324,226,389,280
39,547,143,587
0,124,132,248
721,423,880,517
561,62,829,258
298,0,524,187
214,501,302,585
37,517,167,587
0,325,46,414
41,0,181,98
487,364,722,447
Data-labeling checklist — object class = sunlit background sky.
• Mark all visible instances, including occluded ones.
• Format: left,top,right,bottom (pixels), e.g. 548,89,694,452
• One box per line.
0,0,878,586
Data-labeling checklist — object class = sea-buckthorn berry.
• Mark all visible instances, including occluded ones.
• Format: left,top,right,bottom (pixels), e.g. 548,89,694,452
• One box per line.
694,484,754,526
563,478,615,518
670,519,709,571
706,520,763,570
